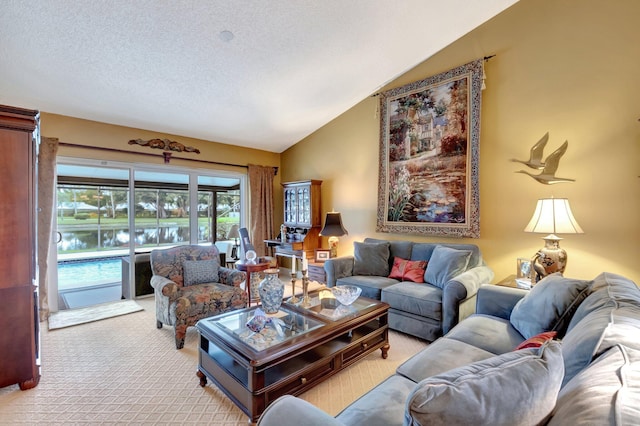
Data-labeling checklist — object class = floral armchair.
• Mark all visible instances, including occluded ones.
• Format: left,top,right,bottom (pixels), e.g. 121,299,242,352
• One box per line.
150,244,248,349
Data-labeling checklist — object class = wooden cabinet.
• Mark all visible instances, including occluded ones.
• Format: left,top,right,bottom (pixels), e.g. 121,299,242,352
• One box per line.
283,180,322,228
276,180,322,261
0,105,40,390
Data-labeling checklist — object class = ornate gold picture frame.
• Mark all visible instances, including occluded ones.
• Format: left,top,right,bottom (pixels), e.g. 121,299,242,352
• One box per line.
376,59,483,238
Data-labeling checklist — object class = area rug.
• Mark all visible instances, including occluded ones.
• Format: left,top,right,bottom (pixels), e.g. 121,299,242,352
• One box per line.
48,299,144,330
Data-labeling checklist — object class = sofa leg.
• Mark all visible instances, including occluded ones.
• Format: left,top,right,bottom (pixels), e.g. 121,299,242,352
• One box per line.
156,320,163,329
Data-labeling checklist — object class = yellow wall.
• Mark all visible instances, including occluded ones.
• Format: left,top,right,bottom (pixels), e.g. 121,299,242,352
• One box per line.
282,0,640,284
40,113,283,231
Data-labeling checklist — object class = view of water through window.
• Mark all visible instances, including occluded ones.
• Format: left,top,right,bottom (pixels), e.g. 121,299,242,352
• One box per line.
55,164,243,309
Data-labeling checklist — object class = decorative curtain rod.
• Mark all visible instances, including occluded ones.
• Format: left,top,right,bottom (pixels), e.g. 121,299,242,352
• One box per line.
56,142,278,175
370,54,496,98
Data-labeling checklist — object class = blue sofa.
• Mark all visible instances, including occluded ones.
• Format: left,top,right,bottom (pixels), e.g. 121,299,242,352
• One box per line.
258,272,640,425
323,238,494,341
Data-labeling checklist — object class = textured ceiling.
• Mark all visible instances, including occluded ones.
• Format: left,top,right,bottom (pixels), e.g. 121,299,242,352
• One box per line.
0,0,518,153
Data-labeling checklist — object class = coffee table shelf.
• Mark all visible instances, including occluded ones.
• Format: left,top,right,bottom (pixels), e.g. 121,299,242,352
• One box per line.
196,297,389,423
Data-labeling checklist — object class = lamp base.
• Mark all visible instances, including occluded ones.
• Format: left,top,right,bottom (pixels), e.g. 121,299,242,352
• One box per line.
328,236,339,258
531,234,568,282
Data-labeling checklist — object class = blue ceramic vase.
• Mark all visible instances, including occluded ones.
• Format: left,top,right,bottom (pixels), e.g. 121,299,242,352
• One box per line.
258,268,284,314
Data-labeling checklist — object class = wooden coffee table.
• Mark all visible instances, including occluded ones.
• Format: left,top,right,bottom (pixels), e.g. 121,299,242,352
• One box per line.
196,296,390,423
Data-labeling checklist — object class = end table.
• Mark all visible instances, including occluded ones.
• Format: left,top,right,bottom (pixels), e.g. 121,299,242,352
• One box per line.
235,259,271,304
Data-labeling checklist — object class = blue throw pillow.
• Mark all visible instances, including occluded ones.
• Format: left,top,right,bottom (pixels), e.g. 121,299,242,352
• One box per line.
183,259,219,286
424,245,472,288
353,241,390,276
406,341,564,426
510,273,591,339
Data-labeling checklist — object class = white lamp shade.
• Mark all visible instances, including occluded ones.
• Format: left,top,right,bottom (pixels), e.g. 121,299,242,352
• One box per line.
524,198,583,235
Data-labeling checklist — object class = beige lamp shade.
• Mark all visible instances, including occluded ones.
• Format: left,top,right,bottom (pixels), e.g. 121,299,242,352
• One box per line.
524,198,583,237
227,224,240,240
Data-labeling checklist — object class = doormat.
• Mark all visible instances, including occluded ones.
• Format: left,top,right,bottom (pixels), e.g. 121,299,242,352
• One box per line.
48,299,144,330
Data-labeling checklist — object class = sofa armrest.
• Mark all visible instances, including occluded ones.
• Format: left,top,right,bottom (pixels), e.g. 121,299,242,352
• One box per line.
257,395,343,426
324,256,355,288
441,265,495,333
150,275,178,298
218,267,246,287
475,284,528,320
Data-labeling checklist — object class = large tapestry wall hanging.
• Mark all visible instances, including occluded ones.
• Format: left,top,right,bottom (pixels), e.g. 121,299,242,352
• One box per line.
376,59,483,238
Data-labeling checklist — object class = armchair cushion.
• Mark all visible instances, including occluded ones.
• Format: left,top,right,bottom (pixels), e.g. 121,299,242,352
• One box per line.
405,341,564,426
183,259,219,286
424,245,471,288
510,273,591,339
353,241,390,276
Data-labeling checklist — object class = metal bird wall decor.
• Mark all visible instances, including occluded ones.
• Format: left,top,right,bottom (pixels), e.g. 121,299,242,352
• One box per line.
511,133,575,184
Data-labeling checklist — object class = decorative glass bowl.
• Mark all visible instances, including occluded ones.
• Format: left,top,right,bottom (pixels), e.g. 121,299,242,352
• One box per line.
331,285,362,305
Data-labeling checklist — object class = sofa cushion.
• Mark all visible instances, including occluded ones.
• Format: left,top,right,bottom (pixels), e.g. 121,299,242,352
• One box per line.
404,341,564,426
388,257,427,283
548,344,640,425
183,259,219,286
353,241,390,276
423,245,471,288
445,314,526,354
396,337,495,383
388,309,442,342
514,331,557,350
561,306,640,386
382,282,441,321
337,275,398,300
509,273,591,339
565,271,640,335
335,374,416,426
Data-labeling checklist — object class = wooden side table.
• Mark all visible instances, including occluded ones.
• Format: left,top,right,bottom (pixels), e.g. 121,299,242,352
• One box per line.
235,259,272,304
308,261,326,284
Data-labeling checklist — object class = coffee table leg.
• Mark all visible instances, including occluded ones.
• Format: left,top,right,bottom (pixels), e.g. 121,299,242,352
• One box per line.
381,343,390,359
197,369,207,387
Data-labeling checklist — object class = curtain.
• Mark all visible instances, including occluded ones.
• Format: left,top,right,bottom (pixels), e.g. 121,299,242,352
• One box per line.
247,164,275,257
37,136,59,321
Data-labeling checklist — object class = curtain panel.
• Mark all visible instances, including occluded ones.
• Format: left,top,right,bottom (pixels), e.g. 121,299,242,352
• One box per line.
37,136,58,321
247,164,275,257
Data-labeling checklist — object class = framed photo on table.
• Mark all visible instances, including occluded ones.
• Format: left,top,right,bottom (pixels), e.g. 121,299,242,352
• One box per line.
315,249,331,263
517,258,532,279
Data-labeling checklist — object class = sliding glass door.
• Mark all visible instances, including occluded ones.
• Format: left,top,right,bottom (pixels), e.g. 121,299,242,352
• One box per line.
52,158,246,311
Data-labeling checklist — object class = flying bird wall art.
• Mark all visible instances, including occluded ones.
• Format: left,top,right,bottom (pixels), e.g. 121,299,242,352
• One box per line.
511,133,576,184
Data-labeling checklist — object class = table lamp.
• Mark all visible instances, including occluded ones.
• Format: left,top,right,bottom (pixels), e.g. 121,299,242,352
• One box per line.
227,224,240,260
320,211,348,258
524,198,583,281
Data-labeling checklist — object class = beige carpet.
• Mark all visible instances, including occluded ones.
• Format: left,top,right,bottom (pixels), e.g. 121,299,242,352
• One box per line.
0,298,428,425
48,299,144,330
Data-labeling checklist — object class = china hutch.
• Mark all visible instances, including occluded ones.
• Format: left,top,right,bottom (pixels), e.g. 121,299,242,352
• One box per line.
0,105,40,390
274,180,322,261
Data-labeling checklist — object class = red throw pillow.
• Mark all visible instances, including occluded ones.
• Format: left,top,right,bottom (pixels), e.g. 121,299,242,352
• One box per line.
514,331,557,350
388,257,427,283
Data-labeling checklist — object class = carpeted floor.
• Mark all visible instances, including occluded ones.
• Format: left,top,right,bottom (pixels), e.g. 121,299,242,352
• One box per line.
0,298,428,425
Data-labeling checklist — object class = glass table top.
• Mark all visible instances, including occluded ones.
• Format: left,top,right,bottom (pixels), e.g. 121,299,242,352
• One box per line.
209,305,325,351
285,293,379,321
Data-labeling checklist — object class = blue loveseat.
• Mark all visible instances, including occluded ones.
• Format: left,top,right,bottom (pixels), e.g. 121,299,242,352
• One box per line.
323,238,494,341
258,272,640,425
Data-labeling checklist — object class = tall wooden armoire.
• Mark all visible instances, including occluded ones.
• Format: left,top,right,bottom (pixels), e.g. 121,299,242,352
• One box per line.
0,105,40,390
275,180,322,261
